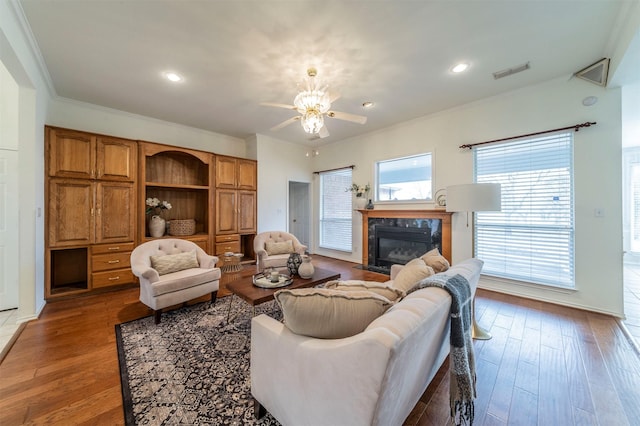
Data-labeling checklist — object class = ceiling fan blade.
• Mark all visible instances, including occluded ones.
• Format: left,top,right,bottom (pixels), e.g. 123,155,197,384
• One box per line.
270,116,300,131
327,110,367,124
261,102,297,110
318,125,330,139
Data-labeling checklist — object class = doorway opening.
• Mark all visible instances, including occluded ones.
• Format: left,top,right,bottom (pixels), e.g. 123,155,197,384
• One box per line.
288,181,311,250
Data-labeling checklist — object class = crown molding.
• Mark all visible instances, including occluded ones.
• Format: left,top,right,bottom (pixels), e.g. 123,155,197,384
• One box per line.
8,0,57,97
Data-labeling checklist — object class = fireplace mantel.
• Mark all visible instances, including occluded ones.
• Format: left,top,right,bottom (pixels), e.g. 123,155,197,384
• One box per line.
359,209,452,266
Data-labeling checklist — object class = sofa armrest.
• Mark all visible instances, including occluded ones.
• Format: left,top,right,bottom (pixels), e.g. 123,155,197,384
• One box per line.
251,314,394,426
197,253,219,269
130,261,160,284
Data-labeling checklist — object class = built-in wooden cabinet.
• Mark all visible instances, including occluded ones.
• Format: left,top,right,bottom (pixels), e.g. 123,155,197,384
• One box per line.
48,127,136,181
139,142,214,253
44,127,259,299
45,126,137,299
214,157,256,262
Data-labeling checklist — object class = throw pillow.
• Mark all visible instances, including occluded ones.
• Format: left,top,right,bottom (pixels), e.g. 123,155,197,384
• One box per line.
392,258,435,293
274,288,392,339
265,240,294,255
420,248,450,273
325,279,405,302
150,250,199,275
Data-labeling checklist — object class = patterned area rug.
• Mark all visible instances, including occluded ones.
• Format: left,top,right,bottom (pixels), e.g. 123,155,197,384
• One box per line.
115,298,282,425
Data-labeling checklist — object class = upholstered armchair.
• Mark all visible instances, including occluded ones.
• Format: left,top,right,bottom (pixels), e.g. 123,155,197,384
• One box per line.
130,239,221,324
253,231,307,270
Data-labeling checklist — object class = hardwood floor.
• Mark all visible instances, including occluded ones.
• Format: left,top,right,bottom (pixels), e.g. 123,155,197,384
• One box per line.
1,255,639,425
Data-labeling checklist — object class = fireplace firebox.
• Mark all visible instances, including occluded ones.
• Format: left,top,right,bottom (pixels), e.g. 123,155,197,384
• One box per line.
359,210,452,273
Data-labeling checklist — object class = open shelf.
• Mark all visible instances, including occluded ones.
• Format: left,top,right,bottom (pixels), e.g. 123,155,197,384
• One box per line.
50,248,89,294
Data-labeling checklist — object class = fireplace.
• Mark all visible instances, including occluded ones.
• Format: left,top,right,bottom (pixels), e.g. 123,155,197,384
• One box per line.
359,210,452,272
373,226,432,268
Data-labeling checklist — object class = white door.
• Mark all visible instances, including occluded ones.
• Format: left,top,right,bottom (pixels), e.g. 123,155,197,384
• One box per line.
288,181,310,248
0,149,19,310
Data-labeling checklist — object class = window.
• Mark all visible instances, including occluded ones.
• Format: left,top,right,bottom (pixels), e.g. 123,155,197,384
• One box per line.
474,132,574,288
623,148,640,254
319,168,352,251
375,153,432,202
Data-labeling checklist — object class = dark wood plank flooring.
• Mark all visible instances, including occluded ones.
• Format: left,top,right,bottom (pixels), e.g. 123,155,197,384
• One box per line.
1,255,639,425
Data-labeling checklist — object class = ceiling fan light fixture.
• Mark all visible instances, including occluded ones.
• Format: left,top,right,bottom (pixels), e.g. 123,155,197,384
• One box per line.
301,108,324,134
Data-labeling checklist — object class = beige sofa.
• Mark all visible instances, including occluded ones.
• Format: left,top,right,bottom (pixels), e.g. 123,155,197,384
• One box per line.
130,239,221,324
251,258,483,426
253,231,307,270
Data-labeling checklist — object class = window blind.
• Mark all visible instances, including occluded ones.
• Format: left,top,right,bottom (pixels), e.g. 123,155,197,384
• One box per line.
319,168,353,251
474,132,575,288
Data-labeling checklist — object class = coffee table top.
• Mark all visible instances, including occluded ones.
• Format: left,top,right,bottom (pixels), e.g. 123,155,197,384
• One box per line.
225,267,340,306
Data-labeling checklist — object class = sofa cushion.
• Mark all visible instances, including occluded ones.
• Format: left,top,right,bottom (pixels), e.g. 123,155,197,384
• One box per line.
325,280,405,301
274,288,392,339
150,250,199,275
150,267,220,297
420,248,450,273
265,240,294,255
392,258,435,293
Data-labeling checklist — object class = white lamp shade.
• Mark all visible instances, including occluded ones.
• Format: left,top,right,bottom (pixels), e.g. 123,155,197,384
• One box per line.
446,183,501,212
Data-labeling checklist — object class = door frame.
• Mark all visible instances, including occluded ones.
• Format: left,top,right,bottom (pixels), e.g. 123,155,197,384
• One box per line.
287,180,311,250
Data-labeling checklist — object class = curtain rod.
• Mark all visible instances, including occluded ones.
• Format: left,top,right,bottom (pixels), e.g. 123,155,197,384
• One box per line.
313,164,355,175
459,121,596,150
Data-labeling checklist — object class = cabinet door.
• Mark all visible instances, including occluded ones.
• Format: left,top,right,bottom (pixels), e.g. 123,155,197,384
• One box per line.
216,189,237,234
96,137,137,181
95,182,136,244
238,190,256,234
237,159,257,190
215,156,237,188
48,128,96,179
48,179,94,247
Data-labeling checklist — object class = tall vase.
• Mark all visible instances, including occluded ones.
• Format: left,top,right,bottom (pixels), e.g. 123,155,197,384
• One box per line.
298,255,315,279
354,197,367,210
148,215,166,238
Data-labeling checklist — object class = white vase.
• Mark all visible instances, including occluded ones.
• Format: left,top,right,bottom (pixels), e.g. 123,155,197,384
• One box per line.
148,215,166,238
298,255,315,279
354,197,367,210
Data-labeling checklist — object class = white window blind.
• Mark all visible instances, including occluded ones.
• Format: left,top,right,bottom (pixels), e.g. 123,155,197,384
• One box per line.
474,132,575,288
319,168,353,251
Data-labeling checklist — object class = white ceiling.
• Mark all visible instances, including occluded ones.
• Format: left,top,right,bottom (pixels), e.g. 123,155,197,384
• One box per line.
19,1,631,146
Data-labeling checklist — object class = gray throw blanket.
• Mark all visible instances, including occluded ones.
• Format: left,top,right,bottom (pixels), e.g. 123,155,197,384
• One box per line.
413,273,476,425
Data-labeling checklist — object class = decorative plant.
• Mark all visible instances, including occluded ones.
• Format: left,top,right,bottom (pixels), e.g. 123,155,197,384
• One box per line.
346,183,371,198
145,197,172,216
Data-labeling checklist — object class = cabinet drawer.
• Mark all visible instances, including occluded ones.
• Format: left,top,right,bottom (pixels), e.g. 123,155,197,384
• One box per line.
92,269,135,288
92,242,134,255
215,241,241,254
91,252,131,272
215,234,239,243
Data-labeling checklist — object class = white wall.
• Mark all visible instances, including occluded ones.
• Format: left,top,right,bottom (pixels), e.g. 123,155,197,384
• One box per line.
255,134,313,233
48,97,246,158
312,76,623,317
1,0,51,321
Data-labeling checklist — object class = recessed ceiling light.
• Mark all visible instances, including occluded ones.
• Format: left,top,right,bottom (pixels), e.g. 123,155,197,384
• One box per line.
582,96,598,106
164,72,183,82
451,63,469,73
362,101,374,108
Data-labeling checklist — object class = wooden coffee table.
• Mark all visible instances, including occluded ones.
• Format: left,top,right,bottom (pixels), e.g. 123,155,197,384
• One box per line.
225,267,340,321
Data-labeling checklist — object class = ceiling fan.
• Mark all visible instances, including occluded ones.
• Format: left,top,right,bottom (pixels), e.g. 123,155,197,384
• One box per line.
261,67,367,139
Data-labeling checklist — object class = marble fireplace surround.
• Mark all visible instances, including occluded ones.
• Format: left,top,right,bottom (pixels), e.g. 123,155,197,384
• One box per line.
359,209,452,268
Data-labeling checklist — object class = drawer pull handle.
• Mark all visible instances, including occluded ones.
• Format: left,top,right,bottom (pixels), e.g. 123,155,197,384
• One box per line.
108,247,120,251
107,260,120,264
108,276,120,281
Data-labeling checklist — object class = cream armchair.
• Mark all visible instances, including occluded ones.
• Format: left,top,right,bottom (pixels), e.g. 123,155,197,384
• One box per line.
253,231,307,270
130,239,221,324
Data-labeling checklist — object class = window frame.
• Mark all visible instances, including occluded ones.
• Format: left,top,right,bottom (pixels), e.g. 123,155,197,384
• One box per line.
473,131,575,289
318,167,353,252
374,152,434,204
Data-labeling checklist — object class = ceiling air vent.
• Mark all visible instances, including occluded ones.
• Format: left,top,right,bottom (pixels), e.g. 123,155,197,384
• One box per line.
493,62,530,80
574,58,609,87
